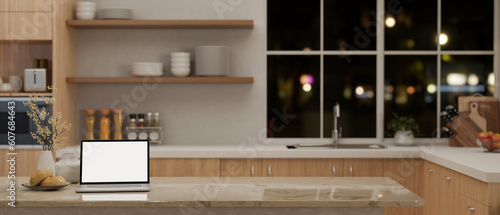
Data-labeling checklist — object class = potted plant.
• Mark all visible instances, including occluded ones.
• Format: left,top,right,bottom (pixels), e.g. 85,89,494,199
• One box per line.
387,113,420,146
23,86,72,174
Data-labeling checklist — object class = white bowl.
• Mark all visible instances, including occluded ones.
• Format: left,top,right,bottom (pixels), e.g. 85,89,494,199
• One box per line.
77,8,96,13
76,6,96,10
171,69,190,77
170,58,190,62
77,2,96,7
76,12,96,20
132,65,163,68
171,62,190,67
171,68,190,72
171,52,190,58
132,62,162,66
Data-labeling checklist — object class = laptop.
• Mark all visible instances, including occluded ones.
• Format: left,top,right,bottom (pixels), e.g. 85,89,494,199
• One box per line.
75,140,150,193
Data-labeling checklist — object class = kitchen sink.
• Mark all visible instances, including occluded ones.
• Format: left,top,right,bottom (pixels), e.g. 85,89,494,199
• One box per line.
286,144,388,150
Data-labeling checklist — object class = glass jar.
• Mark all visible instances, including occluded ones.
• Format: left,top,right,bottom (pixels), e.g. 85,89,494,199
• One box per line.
84,109,96,140
137,114,145,127
145,112,152,127
113,109,125,140
129,114,137,128
153,112,160,127
99,109,111,140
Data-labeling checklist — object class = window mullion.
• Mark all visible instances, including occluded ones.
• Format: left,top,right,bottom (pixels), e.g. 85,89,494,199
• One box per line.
437,0,442,139
376,0,385,142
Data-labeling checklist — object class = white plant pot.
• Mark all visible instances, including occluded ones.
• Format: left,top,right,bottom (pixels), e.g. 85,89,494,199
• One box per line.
37,150,56,175
394,130,416,146
55,153,80,183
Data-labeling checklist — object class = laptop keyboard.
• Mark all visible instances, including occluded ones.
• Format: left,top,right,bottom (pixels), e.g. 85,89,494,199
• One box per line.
86,184,144,188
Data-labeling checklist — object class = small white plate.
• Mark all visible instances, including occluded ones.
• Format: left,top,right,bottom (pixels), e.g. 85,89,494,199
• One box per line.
22,182,71,191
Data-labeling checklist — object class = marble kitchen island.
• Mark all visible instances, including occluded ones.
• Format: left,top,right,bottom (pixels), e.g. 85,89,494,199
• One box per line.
0,177,423,214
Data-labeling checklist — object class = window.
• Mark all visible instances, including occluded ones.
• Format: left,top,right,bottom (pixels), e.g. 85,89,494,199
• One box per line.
267,0,496,141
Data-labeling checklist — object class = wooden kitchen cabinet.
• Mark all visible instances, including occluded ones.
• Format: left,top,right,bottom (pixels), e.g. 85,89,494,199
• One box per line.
343,159,383,177
0,149,51,177
150,158,220,177
440,166,460,215
0,12,52,40
220,159,261,177
261,158,343,177
459,195,488,215
0,0,52,12
383,158,424,215
423,161,441,215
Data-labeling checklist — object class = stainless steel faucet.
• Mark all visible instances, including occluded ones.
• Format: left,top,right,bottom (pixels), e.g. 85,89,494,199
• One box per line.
333,102,341,145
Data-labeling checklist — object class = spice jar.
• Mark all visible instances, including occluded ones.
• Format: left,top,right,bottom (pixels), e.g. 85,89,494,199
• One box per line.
113,109,125,140
137,114,145,127
84,109,96,140
99,109,111,140
153,112,160,127
145,112,152,127
129,114,137,128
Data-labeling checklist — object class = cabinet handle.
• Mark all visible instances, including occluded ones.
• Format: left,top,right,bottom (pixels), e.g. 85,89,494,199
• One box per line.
251,165,255,176
445,176,452,180
468,206,476,211
332,165,336,176
350,165,353,176
427,168,434,173
268,165,271,176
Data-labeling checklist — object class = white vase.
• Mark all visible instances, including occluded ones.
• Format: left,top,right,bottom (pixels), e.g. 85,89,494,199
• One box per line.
394,130,416,146
37,150,56,175
55,153,80,183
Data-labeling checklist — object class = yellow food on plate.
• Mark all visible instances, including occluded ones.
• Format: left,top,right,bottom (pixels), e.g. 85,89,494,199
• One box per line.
30,168,53,186
41,176,67,187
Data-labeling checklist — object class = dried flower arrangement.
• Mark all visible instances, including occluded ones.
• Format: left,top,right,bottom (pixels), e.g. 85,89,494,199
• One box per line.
23,86,72,151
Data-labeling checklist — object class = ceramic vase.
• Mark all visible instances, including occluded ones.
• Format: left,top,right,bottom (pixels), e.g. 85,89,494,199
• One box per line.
55,153,80,183
37,150,56,175
394,130,416,146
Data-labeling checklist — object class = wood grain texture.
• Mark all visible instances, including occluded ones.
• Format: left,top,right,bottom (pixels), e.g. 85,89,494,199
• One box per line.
0,0,52,12
343,159,384,177
0,149,51,177
261,159,343,177
0,42,51,78
439,166,460,215
52,0,76,147
459,195,488,215
0,12,52,40
66,19,254,29
423,161,440,215
458,96,500,133
460,173,490,205
383,158,423,215
447,113,482,147
488,183,500,215
220,159,261,177
66,77,254,84
150,158,220,177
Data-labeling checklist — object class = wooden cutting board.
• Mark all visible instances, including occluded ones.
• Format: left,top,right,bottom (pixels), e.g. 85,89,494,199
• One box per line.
458,96,500,132
447,112,481,147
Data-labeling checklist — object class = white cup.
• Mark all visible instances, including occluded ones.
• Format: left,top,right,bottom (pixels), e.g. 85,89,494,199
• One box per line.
9,76,22,91
76,1,96,7
0,83,12,91
171,52,190,58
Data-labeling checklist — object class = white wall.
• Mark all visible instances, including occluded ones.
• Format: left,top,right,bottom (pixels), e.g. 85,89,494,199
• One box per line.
75,0,266,145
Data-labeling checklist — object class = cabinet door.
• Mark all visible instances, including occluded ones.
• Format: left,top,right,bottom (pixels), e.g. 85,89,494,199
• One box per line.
0,12,52,40
0,0,52,12
423,161,440,215
262,159,342,177
383,158,424,215
150,158,220,177
220,159,261,177
440,166,460,215
343,159,383,177
459,195,488,215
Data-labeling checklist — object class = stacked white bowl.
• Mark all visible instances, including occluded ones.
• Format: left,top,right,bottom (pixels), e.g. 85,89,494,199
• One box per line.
171,52,190,77
76,1,96,20
132,62,163,77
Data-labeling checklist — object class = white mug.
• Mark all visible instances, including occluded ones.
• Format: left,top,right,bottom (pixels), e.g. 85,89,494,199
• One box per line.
0,83,12,91
9,76,22,91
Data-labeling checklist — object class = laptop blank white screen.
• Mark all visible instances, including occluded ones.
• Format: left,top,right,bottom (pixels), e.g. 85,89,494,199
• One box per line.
81,141,148,183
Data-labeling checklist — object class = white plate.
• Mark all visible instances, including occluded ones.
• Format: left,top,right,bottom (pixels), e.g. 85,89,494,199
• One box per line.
132,73,163,77
22,182,71,191
132,62,163,66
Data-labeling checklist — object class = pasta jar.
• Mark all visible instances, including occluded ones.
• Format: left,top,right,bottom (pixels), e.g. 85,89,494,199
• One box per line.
99,109,111,140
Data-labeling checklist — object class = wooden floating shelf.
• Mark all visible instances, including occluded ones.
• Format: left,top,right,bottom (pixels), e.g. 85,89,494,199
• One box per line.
0,92,52,97
66,77,254,84
66,20,254,29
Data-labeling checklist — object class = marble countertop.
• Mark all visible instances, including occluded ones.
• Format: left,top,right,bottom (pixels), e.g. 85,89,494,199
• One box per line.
0,177,423,208
57,142,500,183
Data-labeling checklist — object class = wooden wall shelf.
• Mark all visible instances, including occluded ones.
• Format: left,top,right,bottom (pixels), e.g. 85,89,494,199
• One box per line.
0,92,52,97
66,77,254,84
66,20,254,29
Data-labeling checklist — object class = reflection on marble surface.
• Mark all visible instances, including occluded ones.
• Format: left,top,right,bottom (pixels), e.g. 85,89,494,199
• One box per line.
82,194,148,201
0,177,423,208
